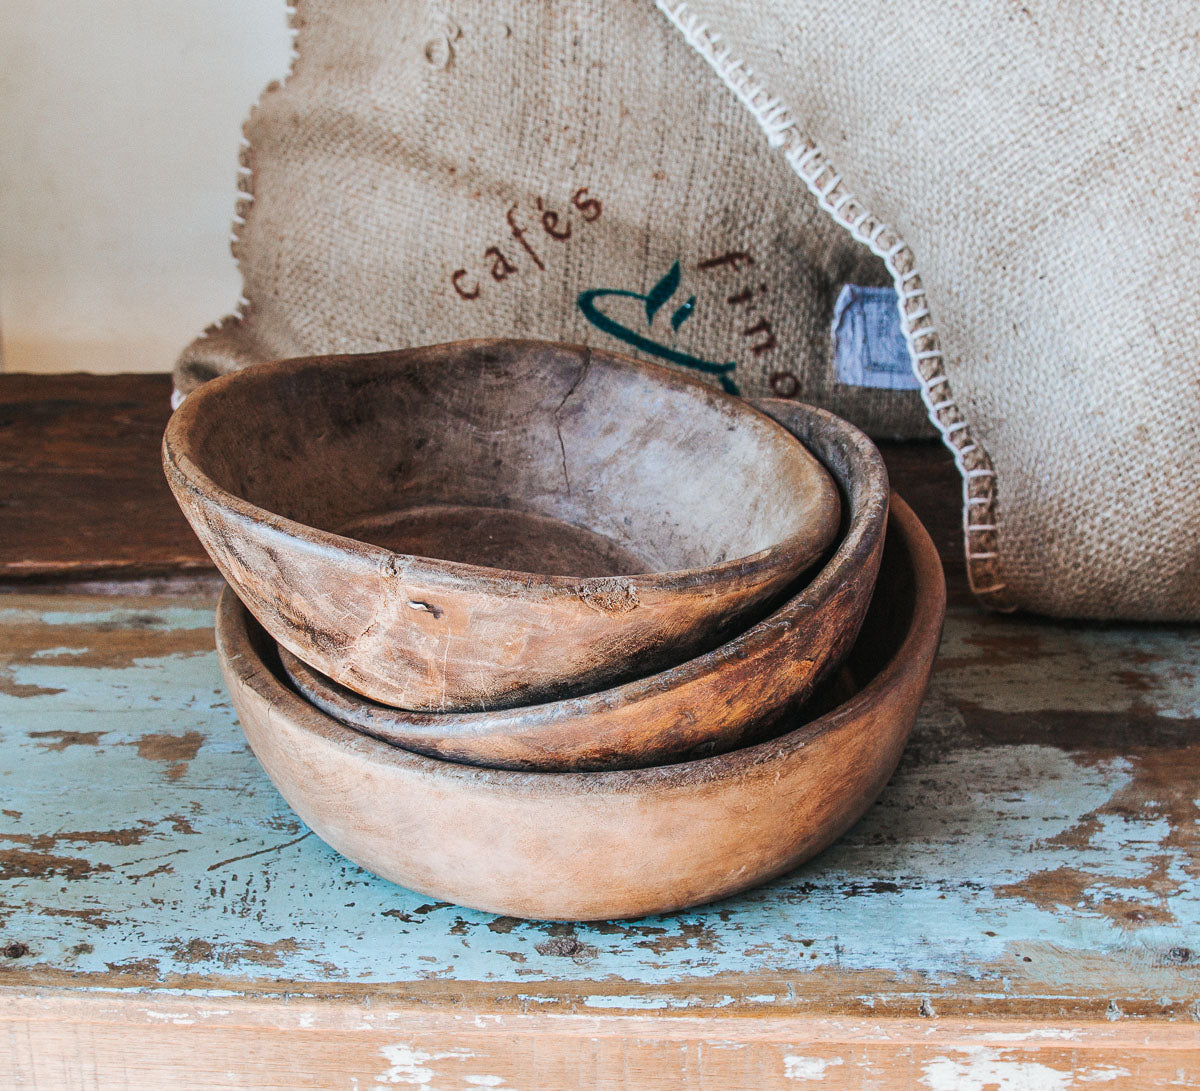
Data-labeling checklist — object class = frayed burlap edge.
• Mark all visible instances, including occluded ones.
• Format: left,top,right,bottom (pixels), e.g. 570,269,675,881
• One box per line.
657,0,1012,611
171,3,306,411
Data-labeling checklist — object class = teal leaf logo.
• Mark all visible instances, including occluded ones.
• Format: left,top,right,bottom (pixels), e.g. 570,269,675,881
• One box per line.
670,296,695,331
576,262,740,395
645,261,681,325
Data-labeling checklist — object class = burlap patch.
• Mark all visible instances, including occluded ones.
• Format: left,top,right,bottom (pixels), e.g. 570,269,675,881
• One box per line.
175,0,931,440
665,0,1200,619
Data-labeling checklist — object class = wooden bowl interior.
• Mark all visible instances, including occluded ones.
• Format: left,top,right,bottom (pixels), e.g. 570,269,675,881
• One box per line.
180,341,831,576
261,398,891,770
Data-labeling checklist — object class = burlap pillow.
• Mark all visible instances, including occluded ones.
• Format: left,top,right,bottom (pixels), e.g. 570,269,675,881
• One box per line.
174,0,932,439
661,0,1200,619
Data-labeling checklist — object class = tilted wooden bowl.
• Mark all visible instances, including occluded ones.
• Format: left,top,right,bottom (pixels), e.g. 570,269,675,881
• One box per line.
273,398,890,771
165,340,839,712
216,494,945,921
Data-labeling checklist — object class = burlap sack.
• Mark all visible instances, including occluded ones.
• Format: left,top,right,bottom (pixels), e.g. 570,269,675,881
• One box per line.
658,0,1200,619
174,0,933,439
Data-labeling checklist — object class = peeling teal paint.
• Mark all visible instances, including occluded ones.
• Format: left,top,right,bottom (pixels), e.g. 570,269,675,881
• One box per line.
0,595,1198,998
0,605,215,630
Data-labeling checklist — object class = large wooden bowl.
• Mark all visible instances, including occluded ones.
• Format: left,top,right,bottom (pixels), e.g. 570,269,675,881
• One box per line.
216,495,945,921
165,340,839,711
272,398,890,771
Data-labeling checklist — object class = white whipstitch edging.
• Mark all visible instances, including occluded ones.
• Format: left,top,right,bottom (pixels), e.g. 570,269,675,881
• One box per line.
656,0,1010,606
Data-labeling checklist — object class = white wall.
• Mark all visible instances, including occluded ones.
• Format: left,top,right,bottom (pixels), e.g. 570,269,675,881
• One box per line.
0,1,291,373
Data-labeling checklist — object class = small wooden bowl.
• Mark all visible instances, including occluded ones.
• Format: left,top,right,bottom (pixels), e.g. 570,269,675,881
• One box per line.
272,398,890,771
165,340,840,712
216,494,945,921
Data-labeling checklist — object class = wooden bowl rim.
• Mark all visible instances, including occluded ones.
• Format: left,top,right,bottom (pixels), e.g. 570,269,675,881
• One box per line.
244,396,889,727
163,340,839,596
217,494,945,793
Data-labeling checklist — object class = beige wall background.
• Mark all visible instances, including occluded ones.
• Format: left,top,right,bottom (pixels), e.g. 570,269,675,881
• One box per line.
0,1,290,373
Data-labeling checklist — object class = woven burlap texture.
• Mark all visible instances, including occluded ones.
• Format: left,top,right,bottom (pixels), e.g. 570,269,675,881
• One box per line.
174,0,932,439
662,0,1200,619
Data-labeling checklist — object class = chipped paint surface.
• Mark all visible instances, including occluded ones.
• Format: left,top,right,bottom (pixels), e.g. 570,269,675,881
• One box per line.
0,593,1199,1012
784,1054,842,1080
375,1043,475,1086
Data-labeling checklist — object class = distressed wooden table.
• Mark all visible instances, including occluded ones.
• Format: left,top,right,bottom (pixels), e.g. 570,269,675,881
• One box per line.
2,374,1198,1087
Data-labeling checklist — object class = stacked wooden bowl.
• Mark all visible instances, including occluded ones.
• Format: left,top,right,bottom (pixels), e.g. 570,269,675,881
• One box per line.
164,339,945,919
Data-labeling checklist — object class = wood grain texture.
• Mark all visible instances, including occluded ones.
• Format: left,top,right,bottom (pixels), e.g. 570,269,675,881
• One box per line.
0,373,211,582
267,397,889,772
163,341,842,711
4,994,1198,1089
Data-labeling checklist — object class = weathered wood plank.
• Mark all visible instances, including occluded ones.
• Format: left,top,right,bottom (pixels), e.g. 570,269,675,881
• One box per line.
0,591,1197,1024
0,373,209,582
4,995,1198,1089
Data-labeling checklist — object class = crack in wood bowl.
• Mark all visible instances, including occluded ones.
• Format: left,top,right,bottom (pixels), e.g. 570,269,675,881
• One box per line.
271,398,891,771
215,494,944,921
165,341,840,711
